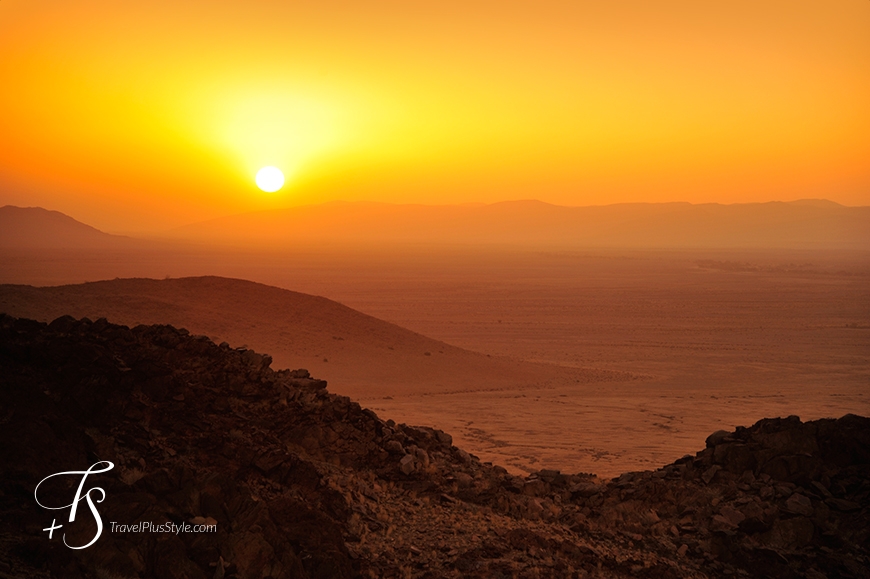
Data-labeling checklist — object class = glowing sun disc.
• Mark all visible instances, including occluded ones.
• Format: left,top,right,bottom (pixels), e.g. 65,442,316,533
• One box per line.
255,166,285,192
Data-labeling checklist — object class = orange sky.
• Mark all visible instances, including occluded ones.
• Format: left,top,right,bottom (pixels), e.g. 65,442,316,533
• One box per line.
1,0,868,232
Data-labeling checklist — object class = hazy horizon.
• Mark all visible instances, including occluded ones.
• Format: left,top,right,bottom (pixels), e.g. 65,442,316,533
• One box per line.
4,199,870,252
5,196,870,236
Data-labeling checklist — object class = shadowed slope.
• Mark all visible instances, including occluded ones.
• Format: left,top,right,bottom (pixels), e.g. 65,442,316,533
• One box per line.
0,276,625,398
1,315,867,578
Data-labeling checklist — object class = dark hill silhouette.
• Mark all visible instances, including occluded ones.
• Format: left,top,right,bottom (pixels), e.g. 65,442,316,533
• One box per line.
0,276,625,398
1,315,867,578
0,205,134,249
172,199,870,249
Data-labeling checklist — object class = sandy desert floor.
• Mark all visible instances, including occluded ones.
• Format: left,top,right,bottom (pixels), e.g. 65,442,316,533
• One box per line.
255,248,870,476
305,249,870,476
1,246,868,477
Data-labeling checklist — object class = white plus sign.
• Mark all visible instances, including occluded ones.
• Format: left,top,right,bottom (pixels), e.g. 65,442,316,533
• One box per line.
43,519,63,539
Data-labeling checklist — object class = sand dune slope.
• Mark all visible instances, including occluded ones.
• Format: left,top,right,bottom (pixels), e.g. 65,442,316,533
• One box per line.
0,276,626,398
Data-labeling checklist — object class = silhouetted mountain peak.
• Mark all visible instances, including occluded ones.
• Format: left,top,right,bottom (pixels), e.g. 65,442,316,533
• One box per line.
0,205,128,249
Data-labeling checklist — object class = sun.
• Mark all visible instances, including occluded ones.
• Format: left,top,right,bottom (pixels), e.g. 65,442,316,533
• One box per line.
255,166,285,192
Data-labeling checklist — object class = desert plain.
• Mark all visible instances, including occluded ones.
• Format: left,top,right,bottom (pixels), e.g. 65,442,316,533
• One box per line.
2,239,867,478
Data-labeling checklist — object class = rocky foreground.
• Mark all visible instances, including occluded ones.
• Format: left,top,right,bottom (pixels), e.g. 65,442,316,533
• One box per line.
0,315,867,579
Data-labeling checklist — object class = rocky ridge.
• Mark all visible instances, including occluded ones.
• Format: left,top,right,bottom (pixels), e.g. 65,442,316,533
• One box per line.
0,314,867,578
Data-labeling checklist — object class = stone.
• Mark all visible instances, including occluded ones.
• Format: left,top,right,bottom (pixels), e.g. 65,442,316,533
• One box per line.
526,499,544,520
455,472,474,488
810,481,832,498
760,454,819,484
435,430,453,446
711,515,737,531
702,465,721,484
522,479,549,497
384,440,405,455
784,493,814,517
718,506,746,527
569,481,602,498
712,443,758,474
759,517,815,550
706,430,731,447
825,498,860,512
240,349,266,369
399,454,417,475
414,447,430,468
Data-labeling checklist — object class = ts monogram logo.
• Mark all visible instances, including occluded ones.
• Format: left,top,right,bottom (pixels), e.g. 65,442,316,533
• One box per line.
33,461,115,550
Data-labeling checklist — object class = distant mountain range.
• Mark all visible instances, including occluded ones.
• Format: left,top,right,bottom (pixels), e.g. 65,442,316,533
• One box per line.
173,199,870,249
0,205,131,249
0,205,125,248
3,199,869,250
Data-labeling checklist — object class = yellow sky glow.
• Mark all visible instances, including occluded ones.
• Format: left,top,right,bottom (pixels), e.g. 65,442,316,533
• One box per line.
0,0,868,232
